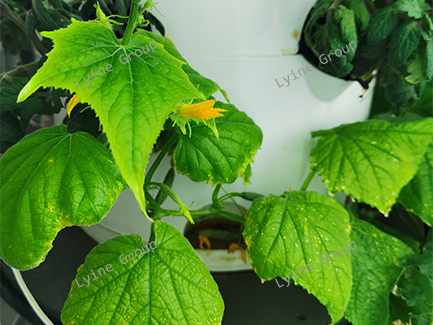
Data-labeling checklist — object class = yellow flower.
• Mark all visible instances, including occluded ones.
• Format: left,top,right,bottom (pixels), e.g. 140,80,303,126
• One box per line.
179,100,226,120
172,100,227,138
67,94,81,117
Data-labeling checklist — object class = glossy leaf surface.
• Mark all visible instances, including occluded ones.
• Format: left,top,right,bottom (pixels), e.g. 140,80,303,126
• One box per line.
61,221,224,324
345,219,412,325
0,126,125,269
310,119,433,214
17,19,202,216
393,0,429,19
243,191,352,322
174,102,262,185
398,140,433,226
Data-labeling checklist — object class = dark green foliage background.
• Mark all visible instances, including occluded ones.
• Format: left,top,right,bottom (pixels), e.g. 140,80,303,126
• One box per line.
302,0,433,115
0,0,164,153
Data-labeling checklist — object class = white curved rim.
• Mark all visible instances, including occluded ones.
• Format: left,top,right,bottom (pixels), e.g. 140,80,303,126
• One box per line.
12,268,54,325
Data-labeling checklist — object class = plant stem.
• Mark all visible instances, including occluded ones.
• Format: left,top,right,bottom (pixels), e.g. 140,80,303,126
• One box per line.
330,0,344,9
0,1,25,32
212,184,222,207
122,0,140,45
189,209,244,223
145,134,178,184
145,192,164,219
0,2,48,56
0,62,39,81
215,211,245,223
218,192,244,203
148,182,183,205
300,171,315,191
159,207,245,223
219,188,246,216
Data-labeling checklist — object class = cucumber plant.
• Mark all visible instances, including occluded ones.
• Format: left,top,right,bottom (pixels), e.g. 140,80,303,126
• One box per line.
0,0,432,324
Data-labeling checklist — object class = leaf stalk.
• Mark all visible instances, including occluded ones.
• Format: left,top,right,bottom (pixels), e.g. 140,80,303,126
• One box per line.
122,0,140,45
145,133,178,184
300,170,315,191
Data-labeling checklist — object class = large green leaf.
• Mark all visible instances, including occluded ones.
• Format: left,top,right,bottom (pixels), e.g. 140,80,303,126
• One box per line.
138,30,227,100
0,126,125,269
303,0,354,78
427,40,433,80
345,218,412,325
406,44,431,84
389,294,414,325
393,0,429,19
398,140,433,226
387,21,421,67
400,230,433,286
315,22,354,77
384,69,422,115
310,119,433,214
366,7,399,46
347,0,370,31
303,0,332,50
0,111,22,153
369,114,433,225
392,232,433,324
0,77,39,113
395,267,433,325
0,77,49,151
333,5,357,45
17,19,203,217
173,102,263,185
409,83,433,118
243,191,352,323
61,221,224,324
392,266,433,325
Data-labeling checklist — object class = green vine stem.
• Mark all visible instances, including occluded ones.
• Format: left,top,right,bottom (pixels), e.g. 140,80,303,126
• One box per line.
145,191,244,223
300,170,315,191
177,208,244,223
211,184,222,208
0,62,41,82
145,133,178,184
122,0,140,45
145,192,165,219
146,182,245,223
146,201,245,223
217,192,244,203
147,182,182,205
207,210,244,223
